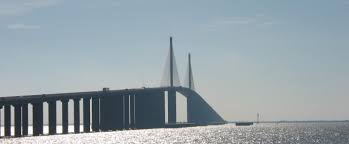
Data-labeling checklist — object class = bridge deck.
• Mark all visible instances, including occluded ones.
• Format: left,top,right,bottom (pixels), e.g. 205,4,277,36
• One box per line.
0,87,182,105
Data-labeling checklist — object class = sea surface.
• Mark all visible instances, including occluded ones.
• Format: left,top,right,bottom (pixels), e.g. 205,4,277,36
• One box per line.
0,122,348,144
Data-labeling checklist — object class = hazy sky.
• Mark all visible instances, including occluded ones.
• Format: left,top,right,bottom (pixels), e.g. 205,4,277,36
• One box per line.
0,0,348,122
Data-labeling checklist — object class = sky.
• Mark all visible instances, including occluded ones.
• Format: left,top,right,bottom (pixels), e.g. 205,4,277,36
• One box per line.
0,0,348,122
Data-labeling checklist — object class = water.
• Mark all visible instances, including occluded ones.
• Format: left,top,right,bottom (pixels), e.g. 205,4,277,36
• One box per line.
1,122,348,144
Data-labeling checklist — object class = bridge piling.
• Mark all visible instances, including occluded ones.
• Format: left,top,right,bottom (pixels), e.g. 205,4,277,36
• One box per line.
33,102,43,136
48,101,57,135
22,104,28,136
100,93,124,131
158,92,166,127
14,104,22,137
134,93,144,129
92,97,100,132
124,95,129,129
168,90,177,123
0,105,2,137
74,98,80,133
61,100,69,134
130,95,135,129
83,97,91,132
187,96,193,123
4,105,11,136
135,92,165,129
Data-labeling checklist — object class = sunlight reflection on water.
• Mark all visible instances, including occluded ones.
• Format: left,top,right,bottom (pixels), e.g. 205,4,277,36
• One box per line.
1,122,349,144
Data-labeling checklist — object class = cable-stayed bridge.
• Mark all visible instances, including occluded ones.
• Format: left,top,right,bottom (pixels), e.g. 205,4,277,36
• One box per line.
0,37,225,138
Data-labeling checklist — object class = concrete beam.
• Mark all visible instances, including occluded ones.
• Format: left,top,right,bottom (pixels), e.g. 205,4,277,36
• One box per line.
0,87,171,104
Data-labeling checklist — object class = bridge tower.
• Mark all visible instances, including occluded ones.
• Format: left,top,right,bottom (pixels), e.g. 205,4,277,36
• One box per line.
168,37,177,123
170,37,174,87
161,37,181,87
184,53,195,90
160,37,180,123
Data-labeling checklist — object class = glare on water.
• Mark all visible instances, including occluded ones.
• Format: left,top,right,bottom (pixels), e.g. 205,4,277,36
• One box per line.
0,122,348,144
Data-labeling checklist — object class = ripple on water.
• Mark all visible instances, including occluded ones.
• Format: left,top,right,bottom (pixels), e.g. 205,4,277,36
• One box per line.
0,122,349,144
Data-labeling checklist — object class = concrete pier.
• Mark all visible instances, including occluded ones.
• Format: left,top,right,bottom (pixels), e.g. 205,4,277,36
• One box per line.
92,97,100,132
135,92,165,129
14,104,22,137
32,102,43,136
100,94,124,131
0,105,2,137
48,101,57,135
22,104,28,136
187,96,194,123
4,105,11,136
168,90,176,123
130,95,135,129
61,100,69,134
134,93,144,129
83,98,90,132
74,99,80,133
124,95,129,129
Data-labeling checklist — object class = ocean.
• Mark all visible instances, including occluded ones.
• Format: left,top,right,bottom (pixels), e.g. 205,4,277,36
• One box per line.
0,122,348,144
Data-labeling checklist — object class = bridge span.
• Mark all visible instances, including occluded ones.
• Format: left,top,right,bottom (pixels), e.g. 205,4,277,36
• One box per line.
0,86,225,137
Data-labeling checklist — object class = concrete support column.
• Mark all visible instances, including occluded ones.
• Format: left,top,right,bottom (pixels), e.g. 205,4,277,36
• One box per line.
187,96,192,123
48,101,57,135
168,89,177,123
83,97,91,132
135,92,165,129
22,104,29,136
14,104,22,137
124,95,129,129
74,98,80,133
33,102,43,136
159,92,166,127
134,93,145,129
4,105,11,136
92,97,100,132
61,100,69,134
0,105,2,137
99,94,124,131
130,95,135,129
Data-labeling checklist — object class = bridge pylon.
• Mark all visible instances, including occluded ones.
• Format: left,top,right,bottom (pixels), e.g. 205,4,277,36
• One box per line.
184,53,195,90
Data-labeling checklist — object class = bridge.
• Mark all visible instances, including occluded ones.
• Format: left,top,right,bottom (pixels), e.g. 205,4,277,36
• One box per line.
0,37,225,138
